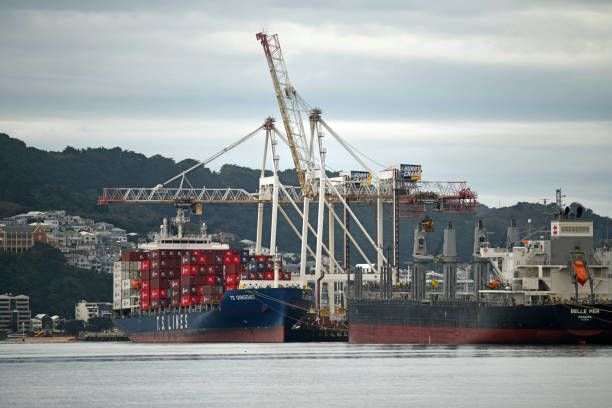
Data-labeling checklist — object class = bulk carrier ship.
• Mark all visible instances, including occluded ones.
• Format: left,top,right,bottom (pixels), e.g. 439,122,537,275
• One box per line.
113,210,311,342
348,204,612,344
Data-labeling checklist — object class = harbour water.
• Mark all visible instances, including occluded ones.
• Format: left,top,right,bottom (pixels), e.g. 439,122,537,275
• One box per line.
1,342,611,407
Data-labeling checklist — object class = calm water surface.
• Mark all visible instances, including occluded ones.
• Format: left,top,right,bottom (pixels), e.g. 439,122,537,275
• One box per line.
1,342,611,407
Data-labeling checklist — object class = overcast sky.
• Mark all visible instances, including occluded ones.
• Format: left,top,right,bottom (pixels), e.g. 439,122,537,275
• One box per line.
1,1,611,215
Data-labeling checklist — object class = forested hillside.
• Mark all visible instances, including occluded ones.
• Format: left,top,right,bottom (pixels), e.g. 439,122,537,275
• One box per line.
1,133,610,264
0,243,111,317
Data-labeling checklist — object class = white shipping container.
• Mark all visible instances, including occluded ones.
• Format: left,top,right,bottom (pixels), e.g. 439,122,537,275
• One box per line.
121,279,130,290
113,299,121,310
121,298,131,309
121,288,130,298
114,271,121,281
114,281,121,290
121,270,129,280
113,289,121,300
114,261,122,272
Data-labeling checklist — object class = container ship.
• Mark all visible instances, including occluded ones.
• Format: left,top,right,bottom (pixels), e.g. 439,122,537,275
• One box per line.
113,212,311,342
347,207,612,344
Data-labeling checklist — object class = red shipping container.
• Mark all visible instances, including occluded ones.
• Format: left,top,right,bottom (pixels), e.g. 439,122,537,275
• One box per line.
197,254,207,265
150,250,159,259
201,295,213,304
150,299,160,309
264,271,274,280
141,280,150,290
191,296,202,305
181,286,198,296
225,274,239,285
150,278,168,289
191,249,200,256
169,279,180,289
255,272,265,280
141,290,150,300
181,276,197,286
281,272,291,281
140,260,151,271
257,255,267,262
160,259,179,268
205,275,217,285
225,284,238,291
140,300,150,310
181,265,195,276
159,270,169,279
150,260,159,270
180,296,191,306
247,272,257,280
170,298,181,307
160,299,170,308
201,265,221,275
151,270,160,280
224,264,240,274
137,252,149,261
151,288,168,299
224,249,234,256
239,272,249,280
170,288,180,298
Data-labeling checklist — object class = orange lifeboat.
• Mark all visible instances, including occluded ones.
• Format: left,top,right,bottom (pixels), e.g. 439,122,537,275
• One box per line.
131,279,140,289
572,261,588,286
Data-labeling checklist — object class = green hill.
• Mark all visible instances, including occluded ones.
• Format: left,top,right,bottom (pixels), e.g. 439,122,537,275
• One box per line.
1,133,610,265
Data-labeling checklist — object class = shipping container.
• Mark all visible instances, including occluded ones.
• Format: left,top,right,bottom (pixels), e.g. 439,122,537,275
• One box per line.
121,288,130,298
113,299,121,310
121,279,130,290
169,279,180,289
167,269,179,279
122,298,131,309
170,288,180,298
140,300,150,310
150,278,169,289
225,284,239,291
225,274,239,285
141,280,150,291
170,298,181,307
256,255,267,262
139,270,151,280
264,271,274,280
281,272,291,281
140,260,151,271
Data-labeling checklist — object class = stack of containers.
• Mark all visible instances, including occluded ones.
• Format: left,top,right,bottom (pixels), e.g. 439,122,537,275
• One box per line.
199,250,224,303
245,254,290,281
180,251,201,306
112,261,122,310
223,249,246,290
119,251,148,311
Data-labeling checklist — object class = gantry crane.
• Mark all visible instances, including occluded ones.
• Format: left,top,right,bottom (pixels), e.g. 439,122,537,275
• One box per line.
99,32,478,311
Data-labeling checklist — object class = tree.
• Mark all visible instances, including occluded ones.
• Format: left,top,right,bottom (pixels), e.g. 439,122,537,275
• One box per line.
63,319,84,336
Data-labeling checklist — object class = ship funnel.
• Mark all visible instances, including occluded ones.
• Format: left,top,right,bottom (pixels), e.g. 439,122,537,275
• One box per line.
473,219,488,256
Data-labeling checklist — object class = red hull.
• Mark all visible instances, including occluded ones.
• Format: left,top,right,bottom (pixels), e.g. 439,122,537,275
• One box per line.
349,323,610,344
130,326,284,343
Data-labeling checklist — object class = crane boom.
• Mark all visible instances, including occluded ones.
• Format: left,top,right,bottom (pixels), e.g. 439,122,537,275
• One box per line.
256,32,311,195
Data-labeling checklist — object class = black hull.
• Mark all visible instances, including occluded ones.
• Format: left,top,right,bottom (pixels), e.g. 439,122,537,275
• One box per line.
348,300,612,344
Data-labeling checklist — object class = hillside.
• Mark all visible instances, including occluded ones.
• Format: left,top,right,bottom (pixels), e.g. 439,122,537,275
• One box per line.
1,133,610,264
0,243,111,317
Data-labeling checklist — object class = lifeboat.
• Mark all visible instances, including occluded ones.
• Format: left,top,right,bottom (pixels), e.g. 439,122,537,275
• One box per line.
572,261,589,286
